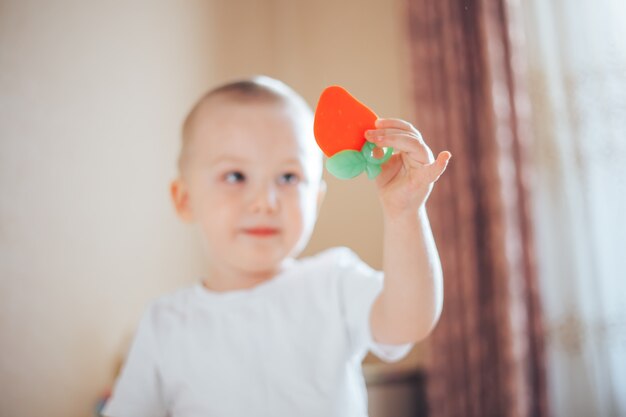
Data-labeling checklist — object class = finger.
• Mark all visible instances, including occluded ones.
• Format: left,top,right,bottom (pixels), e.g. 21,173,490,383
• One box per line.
365,128,422,142
375,154,403,188
369,133,434,163
375,118,421,137
426,151,452,182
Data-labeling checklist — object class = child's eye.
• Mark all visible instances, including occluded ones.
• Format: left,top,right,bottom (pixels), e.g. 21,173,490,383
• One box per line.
278,172,300,185
224,171,246,184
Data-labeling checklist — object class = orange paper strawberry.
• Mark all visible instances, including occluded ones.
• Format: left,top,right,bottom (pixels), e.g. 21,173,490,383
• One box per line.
313,86,393,179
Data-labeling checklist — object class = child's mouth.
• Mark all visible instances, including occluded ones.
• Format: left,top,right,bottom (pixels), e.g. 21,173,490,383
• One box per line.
242,228,280,237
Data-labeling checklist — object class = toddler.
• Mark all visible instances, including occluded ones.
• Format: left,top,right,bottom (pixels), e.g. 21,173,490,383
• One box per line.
103,76,451,417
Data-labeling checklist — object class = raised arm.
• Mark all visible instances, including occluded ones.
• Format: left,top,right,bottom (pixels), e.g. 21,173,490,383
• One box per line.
366,118,451,344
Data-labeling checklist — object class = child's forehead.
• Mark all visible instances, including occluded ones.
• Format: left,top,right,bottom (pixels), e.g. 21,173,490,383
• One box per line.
190,100,321,169
197,101,305,140
201,99,307,127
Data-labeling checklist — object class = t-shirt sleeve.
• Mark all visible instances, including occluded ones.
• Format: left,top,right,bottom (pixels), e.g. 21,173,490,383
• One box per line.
334,248,413,363
103,304,168,417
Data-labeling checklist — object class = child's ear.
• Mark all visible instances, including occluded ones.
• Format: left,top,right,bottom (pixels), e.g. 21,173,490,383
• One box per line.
170,178,193,222
316,180,327,214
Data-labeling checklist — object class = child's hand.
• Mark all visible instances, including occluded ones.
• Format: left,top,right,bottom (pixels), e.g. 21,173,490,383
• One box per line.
365,118,451,217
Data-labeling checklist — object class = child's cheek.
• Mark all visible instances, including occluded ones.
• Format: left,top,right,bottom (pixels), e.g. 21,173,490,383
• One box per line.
213,192,242,212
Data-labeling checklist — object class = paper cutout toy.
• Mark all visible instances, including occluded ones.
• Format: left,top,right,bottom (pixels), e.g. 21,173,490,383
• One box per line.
313,86,393,180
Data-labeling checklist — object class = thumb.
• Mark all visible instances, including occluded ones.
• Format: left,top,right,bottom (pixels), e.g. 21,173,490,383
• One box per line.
427,151,451,183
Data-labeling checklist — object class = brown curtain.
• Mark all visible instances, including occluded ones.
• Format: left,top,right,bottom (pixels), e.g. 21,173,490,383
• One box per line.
405,1,548,416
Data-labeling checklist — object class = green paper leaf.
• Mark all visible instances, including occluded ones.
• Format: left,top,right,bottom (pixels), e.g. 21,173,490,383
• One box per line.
365,163,382,179
325,144,394,180
326,150,366,179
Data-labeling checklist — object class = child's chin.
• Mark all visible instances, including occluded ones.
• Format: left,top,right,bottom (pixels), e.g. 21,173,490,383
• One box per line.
238,250,288,273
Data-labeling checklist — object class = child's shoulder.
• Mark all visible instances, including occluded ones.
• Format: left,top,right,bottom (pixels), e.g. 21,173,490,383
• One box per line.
296,246,376,280
153,284,196,307
302,246,362,267
140,285,198,327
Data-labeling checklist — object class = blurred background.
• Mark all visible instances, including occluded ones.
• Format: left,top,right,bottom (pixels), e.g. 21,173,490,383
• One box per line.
1,1,624,416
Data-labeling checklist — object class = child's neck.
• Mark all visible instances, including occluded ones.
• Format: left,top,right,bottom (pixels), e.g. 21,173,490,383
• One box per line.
202,259,293,292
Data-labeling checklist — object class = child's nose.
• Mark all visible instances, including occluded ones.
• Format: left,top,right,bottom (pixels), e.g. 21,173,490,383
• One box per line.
249,183,279,214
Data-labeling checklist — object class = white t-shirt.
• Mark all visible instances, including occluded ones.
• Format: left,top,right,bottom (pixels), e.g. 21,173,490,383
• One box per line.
103,247,413,417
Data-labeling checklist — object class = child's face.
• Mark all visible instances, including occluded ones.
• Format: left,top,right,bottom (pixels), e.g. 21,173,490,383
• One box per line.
173,100,324,282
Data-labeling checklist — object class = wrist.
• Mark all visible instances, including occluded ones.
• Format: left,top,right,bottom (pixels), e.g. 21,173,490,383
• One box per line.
381,196,427,217
378,183,432,219
382,205,427,228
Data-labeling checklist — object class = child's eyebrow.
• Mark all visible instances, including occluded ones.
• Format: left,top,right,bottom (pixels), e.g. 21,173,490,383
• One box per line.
281,157,305,166
209,156,250,165
207,156,306,170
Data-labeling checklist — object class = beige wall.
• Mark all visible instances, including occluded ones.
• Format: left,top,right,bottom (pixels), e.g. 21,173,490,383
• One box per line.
0,1,418,416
